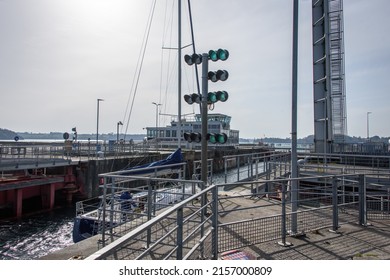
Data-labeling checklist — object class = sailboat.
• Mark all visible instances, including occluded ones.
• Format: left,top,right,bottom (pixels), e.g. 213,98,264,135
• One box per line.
72,148,188,243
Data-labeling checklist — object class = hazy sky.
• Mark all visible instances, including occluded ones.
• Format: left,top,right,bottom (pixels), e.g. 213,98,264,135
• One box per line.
0,0,389,139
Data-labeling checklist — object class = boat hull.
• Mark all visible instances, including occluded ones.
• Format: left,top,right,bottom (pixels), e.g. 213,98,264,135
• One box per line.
72,148,187,243
72,216,99,243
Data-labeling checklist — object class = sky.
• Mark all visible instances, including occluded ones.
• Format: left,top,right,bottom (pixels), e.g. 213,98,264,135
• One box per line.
0,0,389,139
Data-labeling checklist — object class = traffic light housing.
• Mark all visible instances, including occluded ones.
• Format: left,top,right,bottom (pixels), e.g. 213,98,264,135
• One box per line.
184,53,202,65
183,49,230,147
207,91,229,104
208,49,229,82
184,132,228,144
208,49,229,62
183,132,201,143
184,93,201,105
207,133,228,144
208,70,229,82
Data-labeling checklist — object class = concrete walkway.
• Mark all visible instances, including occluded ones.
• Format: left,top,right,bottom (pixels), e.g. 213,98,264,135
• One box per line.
41,185,390,260
217,186,390,260
236,220,390,260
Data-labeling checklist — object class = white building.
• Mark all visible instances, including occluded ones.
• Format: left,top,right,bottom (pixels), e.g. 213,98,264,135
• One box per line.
146,113,239,148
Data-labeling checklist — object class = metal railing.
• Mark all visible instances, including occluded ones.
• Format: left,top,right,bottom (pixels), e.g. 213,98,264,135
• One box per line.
0,141,170,171
221,152,291,184
87,178,211,260
0,141,150,160
85,170,390,260
0,143,72,170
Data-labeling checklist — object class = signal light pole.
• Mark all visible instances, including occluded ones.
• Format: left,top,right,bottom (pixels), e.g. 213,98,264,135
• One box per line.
184,49,230,185
201,53,209,184
290,0,299,236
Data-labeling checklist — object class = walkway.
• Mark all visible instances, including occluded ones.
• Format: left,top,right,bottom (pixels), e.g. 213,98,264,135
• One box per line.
42,185,390,260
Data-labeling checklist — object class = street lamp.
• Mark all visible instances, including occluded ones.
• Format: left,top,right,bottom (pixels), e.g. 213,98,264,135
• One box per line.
117,121,123,143
367,112,372,141
152,102,162,140
96,98,104,152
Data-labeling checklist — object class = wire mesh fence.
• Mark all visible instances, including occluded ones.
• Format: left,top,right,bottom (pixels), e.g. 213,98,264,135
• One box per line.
85,168,389,260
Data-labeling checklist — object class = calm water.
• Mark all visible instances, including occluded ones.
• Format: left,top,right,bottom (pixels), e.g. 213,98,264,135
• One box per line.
0,207,75,260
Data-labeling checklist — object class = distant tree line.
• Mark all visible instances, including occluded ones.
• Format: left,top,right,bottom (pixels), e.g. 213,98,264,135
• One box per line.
243,134,390,145
1,128,389,144
0,129,145,141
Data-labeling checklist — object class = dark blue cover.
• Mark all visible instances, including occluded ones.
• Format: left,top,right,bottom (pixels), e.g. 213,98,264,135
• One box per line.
124,148,183,174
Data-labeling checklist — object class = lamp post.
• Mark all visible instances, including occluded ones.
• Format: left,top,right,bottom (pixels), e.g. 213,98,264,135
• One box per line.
367,112,372,141
152,102,162,141
117,121,123,143
96,98,104,152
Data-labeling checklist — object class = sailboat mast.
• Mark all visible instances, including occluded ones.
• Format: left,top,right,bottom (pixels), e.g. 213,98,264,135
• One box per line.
177,0,182,148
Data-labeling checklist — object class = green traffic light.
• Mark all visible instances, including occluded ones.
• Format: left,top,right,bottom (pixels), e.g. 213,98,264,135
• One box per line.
207,91,229,103
217,91,229,102
208,50,218,62
207,133,228,144
217,49,229,61
216,133,228,144
208,49,229,61
207,133,217,144
207,92,217,103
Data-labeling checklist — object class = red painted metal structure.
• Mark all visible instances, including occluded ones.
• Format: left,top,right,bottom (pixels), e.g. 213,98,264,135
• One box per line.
0,166,78,218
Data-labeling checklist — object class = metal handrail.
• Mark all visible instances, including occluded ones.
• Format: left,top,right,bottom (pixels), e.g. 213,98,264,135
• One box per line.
86,179,208,260
85,171,389,260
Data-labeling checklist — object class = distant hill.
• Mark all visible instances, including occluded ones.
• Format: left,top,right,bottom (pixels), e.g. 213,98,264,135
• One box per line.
0,130,146,142
244,135,315,144
244,134,389,145
1,128,388,144
0,128,22,140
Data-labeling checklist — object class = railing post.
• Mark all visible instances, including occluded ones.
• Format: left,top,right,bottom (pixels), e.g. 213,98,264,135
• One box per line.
331,176,339,232
237,156,240,182
278,182,292,247
101,176,107,247
147,182,153,247
211,185,218,260
359,174,367,226
200,181,206,254
265,159,270,193
248,155,251,179
255,158,259,193
176,207,183,260
224,158,228,184
109,181,116,243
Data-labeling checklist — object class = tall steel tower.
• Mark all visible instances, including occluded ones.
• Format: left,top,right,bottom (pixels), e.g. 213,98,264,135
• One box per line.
312,0,347,153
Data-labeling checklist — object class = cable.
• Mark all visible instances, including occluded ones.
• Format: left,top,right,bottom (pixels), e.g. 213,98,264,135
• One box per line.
122,0,157,140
